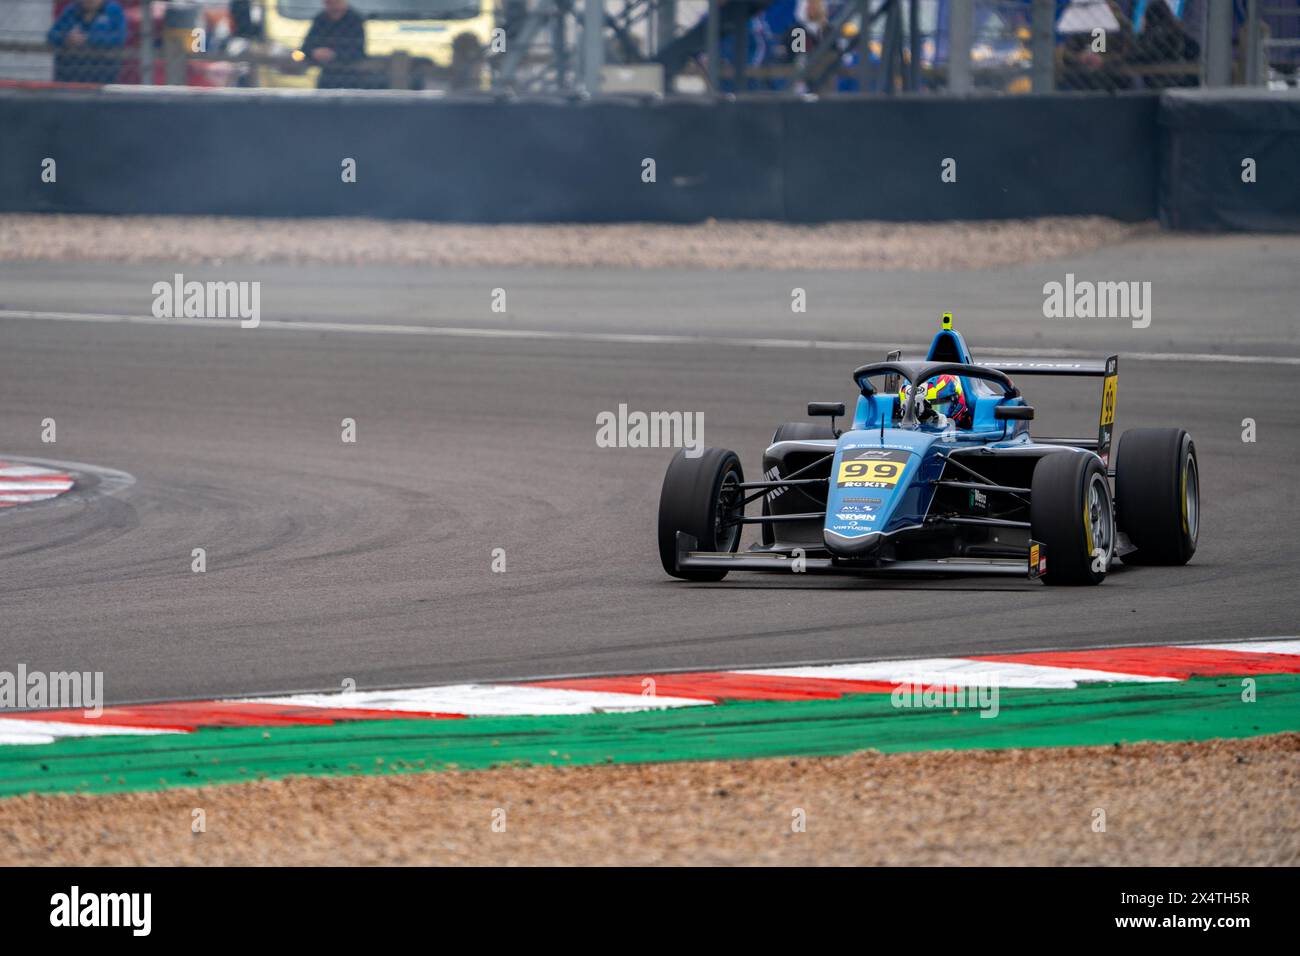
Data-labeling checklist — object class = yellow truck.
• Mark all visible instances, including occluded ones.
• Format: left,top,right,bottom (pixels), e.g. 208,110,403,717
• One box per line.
254,0,495,89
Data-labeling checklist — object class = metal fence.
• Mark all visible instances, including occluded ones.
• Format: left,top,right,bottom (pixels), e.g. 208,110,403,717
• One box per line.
0,0,1294,94
0,0,486,89
1057,0,1201,90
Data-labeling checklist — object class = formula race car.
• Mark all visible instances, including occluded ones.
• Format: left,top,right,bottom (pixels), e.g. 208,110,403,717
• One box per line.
658,315,1199,585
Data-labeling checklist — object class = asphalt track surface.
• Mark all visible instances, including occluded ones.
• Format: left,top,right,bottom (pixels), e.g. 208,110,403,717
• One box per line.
1,233,1297,705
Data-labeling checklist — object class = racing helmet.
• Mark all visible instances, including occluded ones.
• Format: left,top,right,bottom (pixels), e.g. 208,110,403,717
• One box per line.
898,374,973,428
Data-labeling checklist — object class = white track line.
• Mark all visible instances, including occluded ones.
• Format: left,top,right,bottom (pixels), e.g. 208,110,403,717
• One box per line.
1190,639,1300,656
0,718,178,747
735,657,1176,688
2,309,1297,367
253,684,710,717
0,465,73,478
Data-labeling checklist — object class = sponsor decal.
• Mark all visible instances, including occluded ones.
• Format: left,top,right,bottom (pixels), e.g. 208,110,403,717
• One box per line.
832,499,881,526
1097,355,1119,467
843,443,913,452
1028,540,1048,579
836,448,910,488
763,466,785,501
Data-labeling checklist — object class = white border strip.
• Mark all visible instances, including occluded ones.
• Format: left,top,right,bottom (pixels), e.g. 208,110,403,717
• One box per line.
253,684,710,717
2,310,1297,367
736,657,1176,689
1190,639,1300,656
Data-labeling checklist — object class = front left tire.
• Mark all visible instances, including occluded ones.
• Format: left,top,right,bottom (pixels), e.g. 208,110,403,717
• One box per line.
657,448,744,581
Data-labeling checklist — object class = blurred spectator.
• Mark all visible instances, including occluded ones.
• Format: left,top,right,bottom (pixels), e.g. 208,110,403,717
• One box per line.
230,0,261,39
47,0,127,85
1059,32,1130,91
795,0,832,49
788,0,842,93
300,0,367,89
449,32,482,91
1131,0,1200,88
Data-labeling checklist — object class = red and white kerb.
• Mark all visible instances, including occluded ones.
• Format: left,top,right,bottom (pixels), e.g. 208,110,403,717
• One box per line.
0,461,75,508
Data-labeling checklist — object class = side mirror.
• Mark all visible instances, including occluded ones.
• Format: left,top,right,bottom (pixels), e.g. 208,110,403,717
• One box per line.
995,404,1035,421
808,402,845,418
808,401,845,437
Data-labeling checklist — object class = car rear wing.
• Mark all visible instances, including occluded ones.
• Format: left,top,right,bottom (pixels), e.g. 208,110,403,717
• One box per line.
983,360,1110,377
984,356,1119,467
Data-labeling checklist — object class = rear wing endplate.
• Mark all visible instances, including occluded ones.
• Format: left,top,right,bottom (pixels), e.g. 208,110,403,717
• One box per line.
1097,356,1118,466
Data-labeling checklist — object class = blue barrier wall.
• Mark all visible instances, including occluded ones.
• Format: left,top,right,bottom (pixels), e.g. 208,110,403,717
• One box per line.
1158,89,1300,232
0,87,1291,229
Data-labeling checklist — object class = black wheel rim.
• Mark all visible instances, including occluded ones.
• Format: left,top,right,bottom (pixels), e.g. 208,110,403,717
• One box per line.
715,471,742,552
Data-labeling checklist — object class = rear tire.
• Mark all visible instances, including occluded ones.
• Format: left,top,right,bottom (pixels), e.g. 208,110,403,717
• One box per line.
1115,428,1198,565
658,448,745,581
1030,452,1114,585
761,421,837,546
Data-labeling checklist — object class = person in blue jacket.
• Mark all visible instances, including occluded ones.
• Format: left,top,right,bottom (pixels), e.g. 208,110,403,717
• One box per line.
47,0,127,85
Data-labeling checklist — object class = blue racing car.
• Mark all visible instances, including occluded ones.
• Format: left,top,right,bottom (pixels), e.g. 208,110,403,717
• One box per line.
658,315,1199,585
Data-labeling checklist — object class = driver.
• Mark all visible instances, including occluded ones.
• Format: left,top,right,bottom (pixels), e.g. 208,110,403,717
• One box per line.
898,374,973,429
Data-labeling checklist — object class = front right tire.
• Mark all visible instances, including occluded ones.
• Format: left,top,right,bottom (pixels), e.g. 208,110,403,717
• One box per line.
1030,451,1114,585
1115,428,1199,565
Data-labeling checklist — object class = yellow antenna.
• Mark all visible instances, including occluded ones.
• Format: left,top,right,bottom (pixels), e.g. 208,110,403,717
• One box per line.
941,312,954,330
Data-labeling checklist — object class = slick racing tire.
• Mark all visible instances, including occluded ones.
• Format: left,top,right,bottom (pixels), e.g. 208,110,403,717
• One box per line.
1115,428,1199,566
1030,451,1114,586
658,448,745,581
761,421,837,546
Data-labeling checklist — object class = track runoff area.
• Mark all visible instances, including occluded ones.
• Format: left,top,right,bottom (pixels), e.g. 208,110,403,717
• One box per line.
1,639,1298,794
